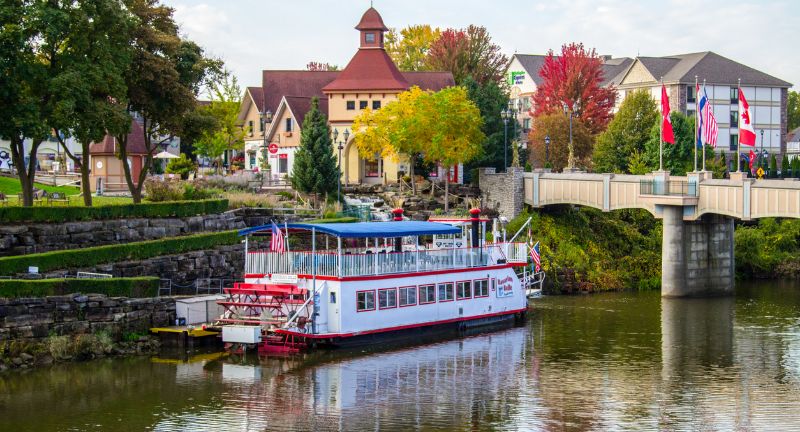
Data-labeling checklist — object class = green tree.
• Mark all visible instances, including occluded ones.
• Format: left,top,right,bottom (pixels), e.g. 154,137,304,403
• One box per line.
769,154,778,178
527,113,594,172
462,77,508,175
593,90,659,173
793,158,800,179
179,105,219,161
165,154,195,179
385,25,441,71
193,69,245,172
116,0,220,203
782,154,790,178
291,97,339,202
788,90,799,132
49,0,133,206
643,112,695,175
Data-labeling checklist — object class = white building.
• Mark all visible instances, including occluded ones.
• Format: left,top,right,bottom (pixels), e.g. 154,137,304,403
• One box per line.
0,136,83,173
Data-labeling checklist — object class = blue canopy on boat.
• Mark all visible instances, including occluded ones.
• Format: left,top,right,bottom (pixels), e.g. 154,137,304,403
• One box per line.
239,221,461,238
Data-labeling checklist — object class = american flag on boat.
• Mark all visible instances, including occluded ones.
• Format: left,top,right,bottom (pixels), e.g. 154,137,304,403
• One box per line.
270,221,285,252
530,241,541,273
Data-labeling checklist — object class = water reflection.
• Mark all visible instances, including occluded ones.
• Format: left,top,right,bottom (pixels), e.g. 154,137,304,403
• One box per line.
3,282,800,431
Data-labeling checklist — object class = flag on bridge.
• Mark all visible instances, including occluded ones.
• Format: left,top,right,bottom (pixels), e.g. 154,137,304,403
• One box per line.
738,88,757,146
701,86,719,148
661,84,675,144
748,150,757,171
270,221,286,252
530,241,541,273
696,82,705,150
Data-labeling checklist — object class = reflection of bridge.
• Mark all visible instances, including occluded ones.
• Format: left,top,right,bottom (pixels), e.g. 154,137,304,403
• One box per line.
480,169,800,297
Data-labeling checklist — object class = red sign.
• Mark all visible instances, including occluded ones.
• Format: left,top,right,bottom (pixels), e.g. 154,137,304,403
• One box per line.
268,143,279,154
278,154,288,159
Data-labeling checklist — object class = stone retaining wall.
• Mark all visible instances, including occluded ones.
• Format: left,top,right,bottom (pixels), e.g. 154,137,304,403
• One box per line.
0,294,175,342
0,212,245,256
479,167,525,219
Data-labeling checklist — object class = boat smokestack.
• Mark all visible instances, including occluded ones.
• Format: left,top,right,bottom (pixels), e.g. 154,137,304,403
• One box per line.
469,208,481,248
392,208,404,252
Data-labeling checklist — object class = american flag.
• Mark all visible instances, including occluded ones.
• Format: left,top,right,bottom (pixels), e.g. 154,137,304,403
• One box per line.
701,86,718,148
270,221,286,252
530,241,541,273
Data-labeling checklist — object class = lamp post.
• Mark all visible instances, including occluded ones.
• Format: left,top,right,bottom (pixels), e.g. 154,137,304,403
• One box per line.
259,109,273,180
759,129,765,171
544,135,550,166
500,101,519,171
332,128,349,203
561,101,577,170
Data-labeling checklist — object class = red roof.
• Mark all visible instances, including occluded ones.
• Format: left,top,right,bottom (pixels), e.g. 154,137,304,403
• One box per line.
262,71,338,115
247,87,264,112
355,7,388,31
89,119,149,156
403,71,456,90
284,96,329,128
323,49,409,92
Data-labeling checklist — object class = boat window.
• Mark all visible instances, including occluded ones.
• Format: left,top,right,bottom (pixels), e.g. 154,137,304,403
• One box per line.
330,292,336,304
379,288,397,309
419,284,436,304
456,281,472,300
399,286,417,307
438,283,454,302
357,290,375,312
474,279,489,297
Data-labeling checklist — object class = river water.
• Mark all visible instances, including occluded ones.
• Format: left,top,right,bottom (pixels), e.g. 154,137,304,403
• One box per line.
2,280,800,431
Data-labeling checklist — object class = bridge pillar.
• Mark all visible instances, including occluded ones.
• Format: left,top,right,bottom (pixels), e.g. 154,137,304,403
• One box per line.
662,207,735,297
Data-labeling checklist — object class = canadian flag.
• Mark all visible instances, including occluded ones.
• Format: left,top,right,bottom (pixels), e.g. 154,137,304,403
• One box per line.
661,84,675,144
738,87,757,146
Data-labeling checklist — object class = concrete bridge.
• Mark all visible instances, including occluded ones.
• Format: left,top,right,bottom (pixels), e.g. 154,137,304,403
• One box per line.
479,168,800,297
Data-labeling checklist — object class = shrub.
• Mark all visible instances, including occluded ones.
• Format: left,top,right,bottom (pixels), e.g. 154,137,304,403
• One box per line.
144,178,184,202
0,199,228,223
0,231,239,274
0,277,160,298
165,154,196,180
182,181,222,200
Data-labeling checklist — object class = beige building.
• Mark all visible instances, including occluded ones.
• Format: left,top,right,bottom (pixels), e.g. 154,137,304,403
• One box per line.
238,7,456,185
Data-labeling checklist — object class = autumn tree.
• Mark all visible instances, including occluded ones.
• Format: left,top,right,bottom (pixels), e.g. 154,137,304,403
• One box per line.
306,62,339,71
117,0,220,203
193,69,246,172
527,113,593,172
593,89,659,173
426,25,508,86
291,97,339,202
385,25,441,71
532,43,617,135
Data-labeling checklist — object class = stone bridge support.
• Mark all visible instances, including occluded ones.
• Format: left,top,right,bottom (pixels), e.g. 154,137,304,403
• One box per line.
661,206,734,297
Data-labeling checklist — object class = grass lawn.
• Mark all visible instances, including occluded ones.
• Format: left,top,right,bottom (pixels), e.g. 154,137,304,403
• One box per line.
0,175,132,206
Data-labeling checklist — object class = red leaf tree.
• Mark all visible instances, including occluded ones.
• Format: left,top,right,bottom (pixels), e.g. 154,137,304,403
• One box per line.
531,43,617,134
426,25,508,86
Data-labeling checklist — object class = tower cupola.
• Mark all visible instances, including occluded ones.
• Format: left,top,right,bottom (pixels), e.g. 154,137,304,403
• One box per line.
355,7,388,49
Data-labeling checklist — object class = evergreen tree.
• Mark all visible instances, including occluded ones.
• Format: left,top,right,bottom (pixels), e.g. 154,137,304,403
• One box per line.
782,154,790,178
769,154,778,178
291,97,339,201
793,158,800,179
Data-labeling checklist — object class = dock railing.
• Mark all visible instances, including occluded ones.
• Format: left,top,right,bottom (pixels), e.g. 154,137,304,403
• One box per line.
245,243,524,278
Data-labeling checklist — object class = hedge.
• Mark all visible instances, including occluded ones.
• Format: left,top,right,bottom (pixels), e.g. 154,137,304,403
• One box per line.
0,277,159,298
0,230,240,275
0,199,228,223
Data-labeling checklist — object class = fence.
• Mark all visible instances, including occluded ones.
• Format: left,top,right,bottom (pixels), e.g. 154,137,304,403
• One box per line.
639,180,698,196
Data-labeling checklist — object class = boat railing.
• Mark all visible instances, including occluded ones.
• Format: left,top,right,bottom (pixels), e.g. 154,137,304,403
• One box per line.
245,244,522,277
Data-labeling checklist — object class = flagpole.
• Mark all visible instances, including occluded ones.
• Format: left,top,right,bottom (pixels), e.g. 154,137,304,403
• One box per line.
702,79,708,172
694,75,698,173
659,77,664,172
737,78,741,173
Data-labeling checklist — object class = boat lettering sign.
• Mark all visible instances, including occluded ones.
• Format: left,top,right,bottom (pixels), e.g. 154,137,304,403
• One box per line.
497,276,514,298
271,274,298,284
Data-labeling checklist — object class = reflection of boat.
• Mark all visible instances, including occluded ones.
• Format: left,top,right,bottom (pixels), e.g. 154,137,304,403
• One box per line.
217,211,530,354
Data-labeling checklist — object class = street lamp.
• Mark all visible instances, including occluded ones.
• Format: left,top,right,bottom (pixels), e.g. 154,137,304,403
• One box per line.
332,128,349,203
500,101,519,171
561,101,577,170
544,135,551,166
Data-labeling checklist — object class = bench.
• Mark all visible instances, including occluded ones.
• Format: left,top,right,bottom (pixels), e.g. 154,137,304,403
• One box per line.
46,191,69,206
17,189,46,205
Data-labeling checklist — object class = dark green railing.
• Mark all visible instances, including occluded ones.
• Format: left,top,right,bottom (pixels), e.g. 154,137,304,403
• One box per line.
639,180,698,197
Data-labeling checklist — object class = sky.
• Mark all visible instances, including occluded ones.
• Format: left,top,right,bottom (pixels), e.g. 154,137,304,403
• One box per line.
168,0,799,92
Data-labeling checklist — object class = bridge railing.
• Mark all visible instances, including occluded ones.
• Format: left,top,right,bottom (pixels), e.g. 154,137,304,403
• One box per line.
640,180,697,197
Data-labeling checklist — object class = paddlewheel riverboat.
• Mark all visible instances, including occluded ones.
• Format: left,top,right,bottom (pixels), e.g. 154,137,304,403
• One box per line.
217,211,536,354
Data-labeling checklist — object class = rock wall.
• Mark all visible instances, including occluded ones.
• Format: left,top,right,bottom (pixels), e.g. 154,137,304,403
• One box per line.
11,244,245,287
0,294,175,342
0,212,245,256
478,167,525,219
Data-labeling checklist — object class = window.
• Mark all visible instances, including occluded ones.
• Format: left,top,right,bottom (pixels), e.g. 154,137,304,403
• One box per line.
278,154,288,174
285,117,293,132
365,158,380,177
399,286,417,307
372,100,381,110
687,85,696,103
378,288,397,309
249,154,256,168
474,279,489,298
730,87,739,103
357,290,375,311
359,100,368,109
522,118,531,131
730,110,738,127
729,134,738,151
365,32,376,43
248,120,254,136
259,118,264,132
347,101,355,110
330,292,336,303
456,281,472,300
438,283,454,302
419,285,436,304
